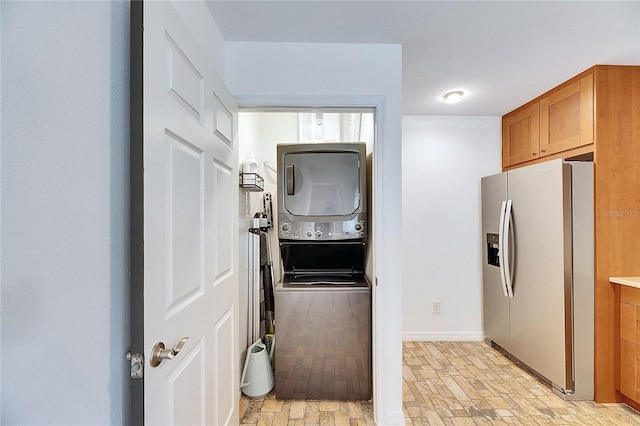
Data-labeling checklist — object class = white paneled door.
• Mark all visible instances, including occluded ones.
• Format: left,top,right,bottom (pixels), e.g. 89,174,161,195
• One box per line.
141,2,239,424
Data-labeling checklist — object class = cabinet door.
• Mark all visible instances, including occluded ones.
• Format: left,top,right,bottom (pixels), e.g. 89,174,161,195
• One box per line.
621,302,636,342
636,349,640,401
539,74,594,156
620,338,636,398
502,103,540,168
636,306,640,344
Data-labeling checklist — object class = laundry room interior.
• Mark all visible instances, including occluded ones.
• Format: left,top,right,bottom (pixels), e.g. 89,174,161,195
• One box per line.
237,110,376,398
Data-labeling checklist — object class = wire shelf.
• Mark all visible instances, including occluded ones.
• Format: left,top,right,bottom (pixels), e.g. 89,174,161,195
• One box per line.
239,172,264,192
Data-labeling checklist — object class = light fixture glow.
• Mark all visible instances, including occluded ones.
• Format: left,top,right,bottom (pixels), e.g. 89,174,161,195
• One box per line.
443,90,465,104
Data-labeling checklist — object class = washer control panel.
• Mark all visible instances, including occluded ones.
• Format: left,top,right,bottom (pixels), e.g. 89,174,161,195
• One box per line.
278,214,366,241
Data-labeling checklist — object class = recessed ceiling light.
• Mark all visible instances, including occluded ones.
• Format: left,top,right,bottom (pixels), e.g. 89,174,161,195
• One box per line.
443,90,465,104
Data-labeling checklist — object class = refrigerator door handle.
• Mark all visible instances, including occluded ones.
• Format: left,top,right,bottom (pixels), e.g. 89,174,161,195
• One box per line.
498,200,509,298
503,199,514,298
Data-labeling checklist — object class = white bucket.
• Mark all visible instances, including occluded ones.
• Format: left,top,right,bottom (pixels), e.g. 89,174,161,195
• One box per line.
242,154,259,174
240,339,274,398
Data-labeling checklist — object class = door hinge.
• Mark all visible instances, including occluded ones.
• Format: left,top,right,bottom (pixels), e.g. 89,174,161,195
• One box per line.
127,352,144,379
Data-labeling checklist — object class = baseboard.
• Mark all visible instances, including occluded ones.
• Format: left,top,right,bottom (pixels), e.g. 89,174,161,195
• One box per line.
379,410,407,425
402,331,484,342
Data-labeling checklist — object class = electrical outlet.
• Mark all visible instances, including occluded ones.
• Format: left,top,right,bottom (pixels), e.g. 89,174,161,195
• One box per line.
432,301,441,314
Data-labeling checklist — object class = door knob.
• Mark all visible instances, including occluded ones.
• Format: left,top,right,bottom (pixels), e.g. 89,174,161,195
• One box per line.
150,337,189,367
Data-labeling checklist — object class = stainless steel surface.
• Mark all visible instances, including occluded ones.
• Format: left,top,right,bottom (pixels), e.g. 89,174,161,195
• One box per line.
278,216,366,241
274,281,371,400
283,271,369,288
126,352,144,379
150,337,189,367
481,159,594,400
282,152,360,216
481,172,510,352
277,142,367,241
289,281,357,286
563,161,594,400
507,160,571,391
275,142,371,400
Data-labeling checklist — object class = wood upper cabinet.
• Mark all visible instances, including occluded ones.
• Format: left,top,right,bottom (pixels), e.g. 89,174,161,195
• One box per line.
539,74,594,156
502,103,540,168
502,71,595,169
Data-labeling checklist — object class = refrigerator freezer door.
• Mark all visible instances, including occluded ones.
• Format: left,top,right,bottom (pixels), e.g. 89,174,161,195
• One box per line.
507,159,573,392
481,172,510,351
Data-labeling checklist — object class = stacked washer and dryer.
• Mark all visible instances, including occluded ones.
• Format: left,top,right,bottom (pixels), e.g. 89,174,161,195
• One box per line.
274,142,372,400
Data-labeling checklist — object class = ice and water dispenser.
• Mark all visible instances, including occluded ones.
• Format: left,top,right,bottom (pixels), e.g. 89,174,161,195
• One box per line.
487,233,500,267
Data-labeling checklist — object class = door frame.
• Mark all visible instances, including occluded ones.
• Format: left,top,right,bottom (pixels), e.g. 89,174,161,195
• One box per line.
130,5,402,418
130,2,144,424
235,94,393,423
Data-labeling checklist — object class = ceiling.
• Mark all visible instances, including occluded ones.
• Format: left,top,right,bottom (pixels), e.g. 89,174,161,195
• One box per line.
206,1,640,116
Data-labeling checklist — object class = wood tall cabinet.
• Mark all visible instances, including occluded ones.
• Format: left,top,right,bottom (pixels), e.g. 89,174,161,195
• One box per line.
593,66,640,403
501,65,640,403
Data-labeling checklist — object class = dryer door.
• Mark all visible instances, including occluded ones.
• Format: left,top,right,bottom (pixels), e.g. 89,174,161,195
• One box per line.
282,151,361,216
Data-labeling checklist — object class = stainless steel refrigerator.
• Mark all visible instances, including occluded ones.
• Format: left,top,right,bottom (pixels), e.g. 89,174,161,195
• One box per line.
481,159,594,400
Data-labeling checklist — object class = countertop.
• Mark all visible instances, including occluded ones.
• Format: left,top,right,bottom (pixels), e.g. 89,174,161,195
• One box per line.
610,276,640,288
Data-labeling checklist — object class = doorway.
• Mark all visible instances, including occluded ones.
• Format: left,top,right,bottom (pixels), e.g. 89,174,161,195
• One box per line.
236,109,376,398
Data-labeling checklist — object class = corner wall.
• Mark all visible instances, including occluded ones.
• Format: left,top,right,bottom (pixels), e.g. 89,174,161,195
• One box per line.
402,116,501,341
237,112,299,362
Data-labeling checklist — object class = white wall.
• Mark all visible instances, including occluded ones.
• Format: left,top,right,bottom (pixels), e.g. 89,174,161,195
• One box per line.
239,113,299,231
239,112,297,274
237,113,295,360
173,1,226,80
402,116,501,341
226,42,404,425
238,113,262,359
1,1,129,424
236,112,289,362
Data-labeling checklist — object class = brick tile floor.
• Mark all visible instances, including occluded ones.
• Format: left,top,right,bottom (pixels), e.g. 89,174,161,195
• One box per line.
240,341,640,425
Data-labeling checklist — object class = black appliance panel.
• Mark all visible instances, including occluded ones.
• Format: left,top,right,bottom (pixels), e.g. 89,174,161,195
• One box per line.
279,241,365,274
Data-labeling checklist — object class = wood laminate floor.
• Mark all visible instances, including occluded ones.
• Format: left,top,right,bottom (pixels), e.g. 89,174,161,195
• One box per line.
240,341,640,425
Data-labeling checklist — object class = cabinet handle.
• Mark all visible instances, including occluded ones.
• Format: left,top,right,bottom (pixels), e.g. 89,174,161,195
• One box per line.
540,149,546,153
532,152,537,156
